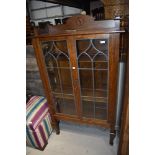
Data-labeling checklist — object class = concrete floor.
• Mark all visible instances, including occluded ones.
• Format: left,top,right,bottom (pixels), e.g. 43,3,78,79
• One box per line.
26,121,119,155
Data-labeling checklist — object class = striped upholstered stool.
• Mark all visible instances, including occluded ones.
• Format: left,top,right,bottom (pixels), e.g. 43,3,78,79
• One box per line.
26,96,52,150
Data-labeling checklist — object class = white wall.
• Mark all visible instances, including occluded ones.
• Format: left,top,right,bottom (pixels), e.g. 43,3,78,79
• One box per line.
28,1,82,26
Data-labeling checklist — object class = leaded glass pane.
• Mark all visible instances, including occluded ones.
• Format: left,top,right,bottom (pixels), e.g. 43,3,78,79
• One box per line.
76,38,108,120
41,40,76,115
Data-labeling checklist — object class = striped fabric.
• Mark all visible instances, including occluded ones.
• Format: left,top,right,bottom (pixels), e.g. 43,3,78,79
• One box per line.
26,96,52,150
26,96,49,131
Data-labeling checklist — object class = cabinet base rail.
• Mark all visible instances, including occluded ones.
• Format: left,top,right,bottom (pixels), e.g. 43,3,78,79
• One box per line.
52,114,116,145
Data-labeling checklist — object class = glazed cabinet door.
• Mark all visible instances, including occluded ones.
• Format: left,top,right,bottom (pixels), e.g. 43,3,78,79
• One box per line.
75,36,109,120
74,34,119,122
41,40,77,115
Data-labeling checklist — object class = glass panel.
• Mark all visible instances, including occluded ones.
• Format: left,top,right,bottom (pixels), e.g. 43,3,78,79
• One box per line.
41,40,76,115
95,107,107,119
59,68,73,94
42,41,53,56
57,53,69,67
82,99,94,118
76,40,90,54
54,41,68,54
55,98,76,115
92,39,108,54
77,38,109,120
94,53,108,69
79,69,93,96
85,45,98,58
78,53,92,68
47,68,61,92
95,102,107,119
94,70,108,97
45,54,57,68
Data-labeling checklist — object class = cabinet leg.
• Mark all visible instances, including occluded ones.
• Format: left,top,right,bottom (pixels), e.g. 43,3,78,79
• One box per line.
109,127,116,145
109,132,116,145
51,120,60,134
55,120,60,135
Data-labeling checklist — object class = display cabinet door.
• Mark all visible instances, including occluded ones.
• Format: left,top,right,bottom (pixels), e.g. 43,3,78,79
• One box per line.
76,37,109,120
41,40,76,115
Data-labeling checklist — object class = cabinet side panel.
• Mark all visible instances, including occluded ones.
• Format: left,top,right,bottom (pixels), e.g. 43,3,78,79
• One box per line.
108,34,120,124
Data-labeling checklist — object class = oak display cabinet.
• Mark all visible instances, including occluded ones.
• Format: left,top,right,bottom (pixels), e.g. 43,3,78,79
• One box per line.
32,15,124,145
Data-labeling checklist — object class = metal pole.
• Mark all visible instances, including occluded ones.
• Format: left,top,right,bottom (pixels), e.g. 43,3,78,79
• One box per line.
115,61,126,131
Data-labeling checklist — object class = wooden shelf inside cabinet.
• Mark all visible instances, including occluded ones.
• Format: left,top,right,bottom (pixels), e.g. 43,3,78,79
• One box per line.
32,15,125,144
53,92,108,103
52,88,108,103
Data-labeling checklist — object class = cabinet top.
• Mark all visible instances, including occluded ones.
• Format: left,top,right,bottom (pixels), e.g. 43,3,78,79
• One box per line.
34,15,125,38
